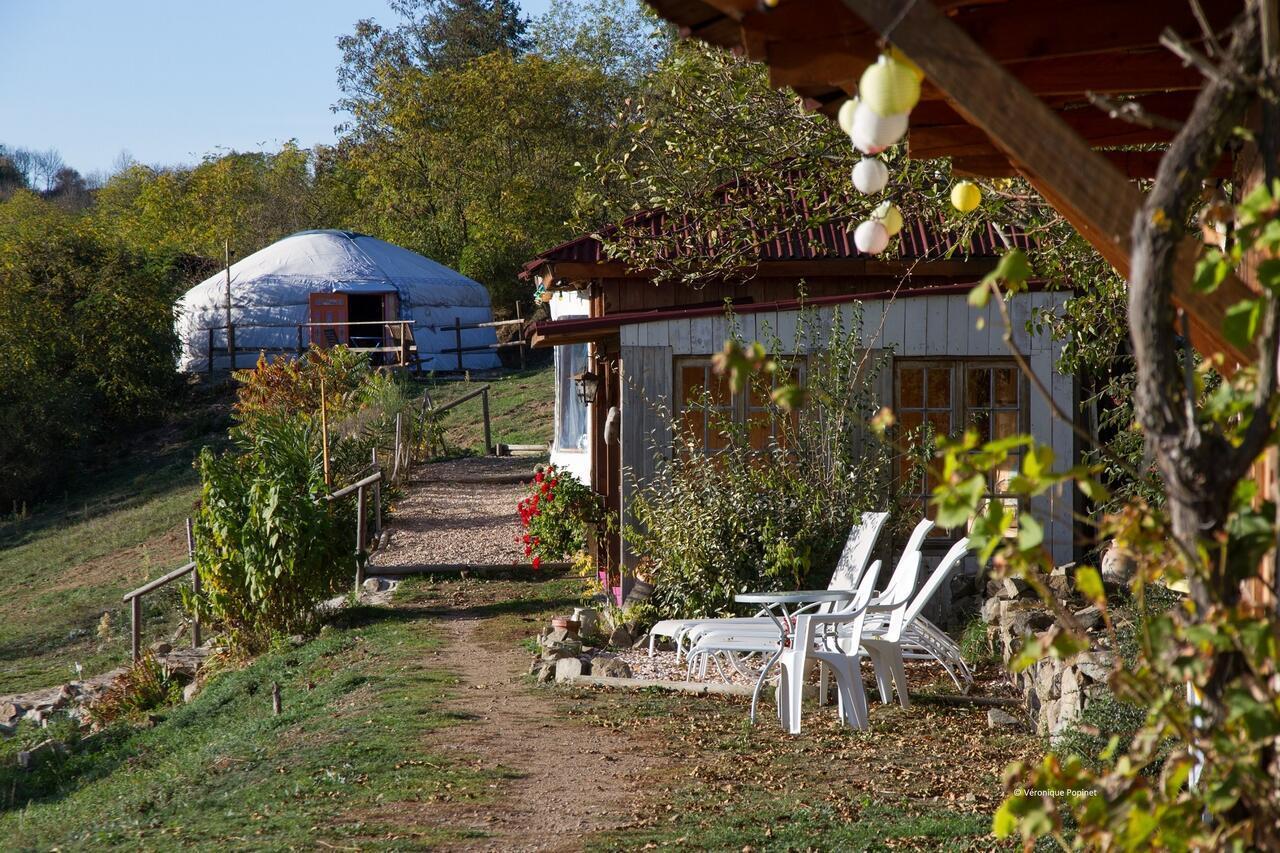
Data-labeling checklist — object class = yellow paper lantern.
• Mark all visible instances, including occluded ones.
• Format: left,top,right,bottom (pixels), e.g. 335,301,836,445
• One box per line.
873,200,903,236
858,55,921,117
837,97,859,136
887,46,924,81
951,181,982,213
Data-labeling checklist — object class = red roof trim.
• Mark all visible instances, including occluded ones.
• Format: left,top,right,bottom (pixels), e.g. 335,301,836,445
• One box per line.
530,279,1059,343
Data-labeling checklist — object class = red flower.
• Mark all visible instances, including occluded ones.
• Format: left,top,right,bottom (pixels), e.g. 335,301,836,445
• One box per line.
532,556,541,570
522,534,531,544
534,471,544,484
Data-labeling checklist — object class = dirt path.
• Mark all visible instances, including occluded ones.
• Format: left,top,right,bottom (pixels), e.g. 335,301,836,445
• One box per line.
372,458,668,851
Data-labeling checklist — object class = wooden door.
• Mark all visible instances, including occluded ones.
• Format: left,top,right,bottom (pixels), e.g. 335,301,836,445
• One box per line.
309,293,348,346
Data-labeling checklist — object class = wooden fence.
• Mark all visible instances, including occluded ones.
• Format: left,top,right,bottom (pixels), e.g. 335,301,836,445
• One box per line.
122,411,412,663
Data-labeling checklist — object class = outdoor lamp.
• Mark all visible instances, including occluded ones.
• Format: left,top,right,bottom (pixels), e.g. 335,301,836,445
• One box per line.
574,370,600,406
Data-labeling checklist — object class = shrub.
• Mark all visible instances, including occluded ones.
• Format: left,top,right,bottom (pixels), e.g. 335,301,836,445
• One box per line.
86,654,181,727
517,465,611,567
629,304,897,617
191,413,358,647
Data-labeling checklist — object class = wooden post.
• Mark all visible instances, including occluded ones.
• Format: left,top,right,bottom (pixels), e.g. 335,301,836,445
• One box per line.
372,448,382,536
320,377,331,489
393,412,404,483
355,484,367,591
131,595,141,664
207,328,215,377
454,317,463,371
224,240,236,371
481,386,493,456
297,324,305,358
186,517,201,648
516,302,526,370
400,321,410,367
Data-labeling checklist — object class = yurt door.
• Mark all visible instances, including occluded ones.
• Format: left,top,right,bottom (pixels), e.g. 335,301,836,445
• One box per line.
309,293,348,346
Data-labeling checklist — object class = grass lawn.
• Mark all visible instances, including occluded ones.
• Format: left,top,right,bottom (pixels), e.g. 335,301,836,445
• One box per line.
418,364,554,456
0,383,232,695
0,601,497,850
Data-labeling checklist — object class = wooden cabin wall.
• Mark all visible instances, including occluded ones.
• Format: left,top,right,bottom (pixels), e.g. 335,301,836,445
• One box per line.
617,345,673,592
601,276,962,315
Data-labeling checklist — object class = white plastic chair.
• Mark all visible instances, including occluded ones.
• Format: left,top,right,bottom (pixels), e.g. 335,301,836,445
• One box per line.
859,537,971,709
648,511,890,658
776,562,882,734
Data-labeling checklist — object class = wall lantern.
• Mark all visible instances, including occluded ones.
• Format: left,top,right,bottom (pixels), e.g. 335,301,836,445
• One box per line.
574,370,600,406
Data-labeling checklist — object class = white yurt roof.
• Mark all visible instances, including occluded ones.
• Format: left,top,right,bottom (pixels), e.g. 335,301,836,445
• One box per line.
175,230,499,371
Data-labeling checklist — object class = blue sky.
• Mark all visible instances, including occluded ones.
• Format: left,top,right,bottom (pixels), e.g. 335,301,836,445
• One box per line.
2,0,553,176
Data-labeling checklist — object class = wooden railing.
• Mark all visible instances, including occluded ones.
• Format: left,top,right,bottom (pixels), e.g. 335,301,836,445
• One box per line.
441,317,528,371
203,320,418,373
122,413,411,663
421,384,492,456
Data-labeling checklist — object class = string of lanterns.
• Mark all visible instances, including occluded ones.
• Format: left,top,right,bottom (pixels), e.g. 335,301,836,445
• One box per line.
840,48,983,254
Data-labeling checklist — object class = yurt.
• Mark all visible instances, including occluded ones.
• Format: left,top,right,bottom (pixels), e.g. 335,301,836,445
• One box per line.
176,230,499,371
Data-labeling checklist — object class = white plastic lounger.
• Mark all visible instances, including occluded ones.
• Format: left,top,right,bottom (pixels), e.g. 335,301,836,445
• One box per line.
647,510,890,657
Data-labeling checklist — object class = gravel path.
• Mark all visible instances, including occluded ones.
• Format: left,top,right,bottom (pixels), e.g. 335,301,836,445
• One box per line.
370,457,539,570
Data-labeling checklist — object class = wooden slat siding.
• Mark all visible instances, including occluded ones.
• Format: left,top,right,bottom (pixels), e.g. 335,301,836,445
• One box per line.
947,296,970,357
860,299,884,349
775,309,799,351
619,345,673,572
925,296,949,356
834,0,1252,369
901,300,926,355
669,317,693,355
1028,348,1056,552
1009,290,1032,355
882,299,907,351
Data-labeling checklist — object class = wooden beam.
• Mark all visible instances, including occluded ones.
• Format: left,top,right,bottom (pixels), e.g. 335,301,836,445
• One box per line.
953,150,1235,181
836,0,1253,365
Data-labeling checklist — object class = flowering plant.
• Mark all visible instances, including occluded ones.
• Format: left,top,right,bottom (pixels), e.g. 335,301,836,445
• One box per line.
516,465,609,568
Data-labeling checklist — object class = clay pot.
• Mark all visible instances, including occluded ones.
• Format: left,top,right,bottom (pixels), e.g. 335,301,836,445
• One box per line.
551,617,581,636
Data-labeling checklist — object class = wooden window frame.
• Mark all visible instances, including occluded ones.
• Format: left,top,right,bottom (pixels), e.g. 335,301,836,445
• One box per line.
674,356,806,453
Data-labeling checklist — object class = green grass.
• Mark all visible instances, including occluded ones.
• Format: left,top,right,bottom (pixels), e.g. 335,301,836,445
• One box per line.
420,365,555,455
0,601,497,850
0,385,232,695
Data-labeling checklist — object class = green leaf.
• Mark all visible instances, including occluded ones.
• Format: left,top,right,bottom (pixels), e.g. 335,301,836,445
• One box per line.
1017,514,1043,551
1257,258,1280,296
968,282,991,307
1222,298,1263,351
1193,250,1229,294
1076,566,1105,604
981,248,1033,291
992,800,1018,839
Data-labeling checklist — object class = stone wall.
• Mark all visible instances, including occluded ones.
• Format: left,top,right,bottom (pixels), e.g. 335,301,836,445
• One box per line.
979,568,1113,738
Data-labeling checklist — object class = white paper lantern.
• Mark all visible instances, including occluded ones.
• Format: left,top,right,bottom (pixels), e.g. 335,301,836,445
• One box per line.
873,200,903,236
850,103,908,153
859,55,922,116
854,219,890,255
837,98,859,136
851,157,889,195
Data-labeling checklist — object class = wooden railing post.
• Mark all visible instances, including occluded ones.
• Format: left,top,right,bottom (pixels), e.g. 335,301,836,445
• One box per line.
297,324,305,358
186,517,201,648
355,483,367,592
207,328,215,377
131,596,141,664
481,387,493,456
372,449,382,536
454,317,463,371
228,322,237,371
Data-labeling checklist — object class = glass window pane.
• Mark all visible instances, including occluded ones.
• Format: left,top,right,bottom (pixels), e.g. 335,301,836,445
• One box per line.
555,343,589,452
899,410,923,434
995,367,1019,405
708,370,731,407
681,410,705,448
994,410,1019,438
927,367,951,408
966,367,991,406
681,366,705,404
927,411,951,439
900,366,924,408
970,410,990,442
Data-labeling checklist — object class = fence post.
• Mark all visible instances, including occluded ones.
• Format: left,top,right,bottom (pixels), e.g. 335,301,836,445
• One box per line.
228,322,237,371
400,321,410,366
372,449,382,536
454,317,463,371
186,517,201,649
355,484,367,592
297,324,305,358
393,412,403,483
131,596,141,664
481,387,493,456
515,302,526,370
207,328,215,377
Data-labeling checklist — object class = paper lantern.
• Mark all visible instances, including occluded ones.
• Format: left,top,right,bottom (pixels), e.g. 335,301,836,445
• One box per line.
859,55,921,117
951,181,982,213
850,102,908,153
854,220,890,255
851,157,889,195
888,46,924,81
837,98,859,136
873,200,903,236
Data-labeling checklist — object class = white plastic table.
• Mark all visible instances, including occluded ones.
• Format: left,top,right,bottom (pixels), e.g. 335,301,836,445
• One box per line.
734,590,857,723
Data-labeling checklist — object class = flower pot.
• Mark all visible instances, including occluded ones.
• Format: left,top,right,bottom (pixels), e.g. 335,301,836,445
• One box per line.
551,616,581,636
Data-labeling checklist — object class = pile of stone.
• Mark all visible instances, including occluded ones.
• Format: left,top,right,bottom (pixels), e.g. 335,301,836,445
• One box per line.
528,617,635,684
979,555,1128,738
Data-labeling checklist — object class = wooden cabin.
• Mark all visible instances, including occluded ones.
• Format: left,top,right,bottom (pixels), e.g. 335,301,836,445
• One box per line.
525,214,1078,604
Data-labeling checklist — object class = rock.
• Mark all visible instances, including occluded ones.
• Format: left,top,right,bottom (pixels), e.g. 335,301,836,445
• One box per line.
362,577,387,592
536,662,555,684
1,702,26,725
23,708,45,726
987,709,1023,730
608,625,634,648
17,739,67,770
540,627,583,661
1074,651,1114,682
149,641,172,656
1073,605,1103,633
998,577,1035,600
1100,541,1137,588
554,657,583,683
594,657,633,679
1046,572,1075,600
980,596,1001,625
183,681,201,704
1034,662,1060,703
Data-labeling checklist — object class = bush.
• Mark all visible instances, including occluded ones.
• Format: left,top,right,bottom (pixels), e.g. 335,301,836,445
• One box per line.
86,654,182,727
517,465,610,566
629,305,897,617
191,413,358,648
